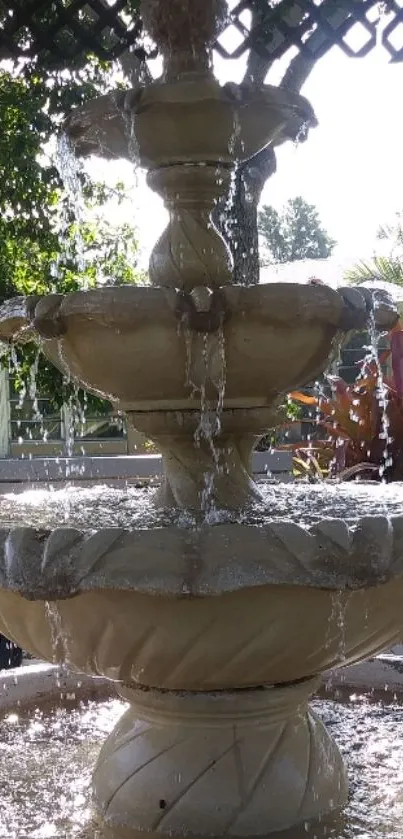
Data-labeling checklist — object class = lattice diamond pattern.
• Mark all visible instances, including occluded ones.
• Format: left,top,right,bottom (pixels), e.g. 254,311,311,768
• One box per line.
383,1,403,60
216,1,380,61
0,0,402,66
0,0,143,63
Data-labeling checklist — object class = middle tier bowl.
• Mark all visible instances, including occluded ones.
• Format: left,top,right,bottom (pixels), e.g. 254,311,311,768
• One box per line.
0,283,360,411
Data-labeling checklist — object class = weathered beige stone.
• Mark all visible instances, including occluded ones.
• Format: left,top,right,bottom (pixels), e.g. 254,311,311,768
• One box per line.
93,680,347,838
65,0,316,301
65,71,316,170
0,562,402,835
1,519,403,688
0,284,395,509
0,0,402,835
3,514,403,598
0,284,357,406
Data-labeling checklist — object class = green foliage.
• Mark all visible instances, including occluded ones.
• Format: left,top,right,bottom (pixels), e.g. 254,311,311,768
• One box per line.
345,256,403,287
258,196,336,265
256,397,302,450
0,72,57,303
0,59,144,413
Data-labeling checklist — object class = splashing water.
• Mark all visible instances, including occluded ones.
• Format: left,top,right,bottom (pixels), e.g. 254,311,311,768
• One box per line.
2,482,403,531
2,694,403,838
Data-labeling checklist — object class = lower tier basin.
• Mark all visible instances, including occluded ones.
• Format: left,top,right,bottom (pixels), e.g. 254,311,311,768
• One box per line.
1,512,403,689
1,483,403,836
0,576,403,691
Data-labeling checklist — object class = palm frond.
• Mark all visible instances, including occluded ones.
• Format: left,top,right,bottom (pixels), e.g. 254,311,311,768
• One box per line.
344,256,403,287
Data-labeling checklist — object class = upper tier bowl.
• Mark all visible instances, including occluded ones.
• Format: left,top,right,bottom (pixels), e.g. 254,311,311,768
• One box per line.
65,80,317,168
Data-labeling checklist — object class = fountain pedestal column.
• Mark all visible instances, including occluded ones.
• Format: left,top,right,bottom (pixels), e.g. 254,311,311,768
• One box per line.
151,431,260,509
93,678,347,838
147,165,233,291
128,407,281,510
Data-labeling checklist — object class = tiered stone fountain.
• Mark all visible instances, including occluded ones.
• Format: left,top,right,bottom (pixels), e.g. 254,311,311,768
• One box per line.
1,1,403,836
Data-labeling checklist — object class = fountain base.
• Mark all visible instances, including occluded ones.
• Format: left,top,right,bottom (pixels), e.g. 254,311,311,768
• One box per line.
93,678,347,837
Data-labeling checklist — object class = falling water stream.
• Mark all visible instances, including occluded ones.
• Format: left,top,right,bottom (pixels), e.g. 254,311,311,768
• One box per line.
54,133,87,278
364,309,392,478
2,100,403,838
192,327,228,517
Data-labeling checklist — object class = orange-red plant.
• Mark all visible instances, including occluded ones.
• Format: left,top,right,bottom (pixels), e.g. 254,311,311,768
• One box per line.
289,326,403,481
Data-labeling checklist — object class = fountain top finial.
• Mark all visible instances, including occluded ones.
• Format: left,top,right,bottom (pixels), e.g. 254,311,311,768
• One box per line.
140,0,228,77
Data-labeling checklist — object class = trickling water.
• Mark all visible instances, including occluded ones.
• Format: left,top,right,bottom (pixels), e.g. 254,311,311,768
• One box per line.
44,602,71,667
328,590,348,665
365,309,392,479
304,312,393,480
8,347,26,447
228,107,242,157
293,119,310,146
217,166,236,248
113,91,141,167
193,378,222,518
181,317,228,517
216,324,227,420
28,350,48,443
7,350,48,451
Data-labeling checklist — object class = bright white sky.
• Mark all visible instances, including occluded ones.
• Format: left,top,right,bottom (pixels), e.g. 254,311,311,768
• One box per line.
265,47,403,263
87,39,403,280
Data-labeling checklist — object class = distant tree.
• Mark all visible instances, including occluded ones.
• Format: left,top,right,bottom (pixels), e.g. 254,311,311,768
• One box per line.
258,196,336,265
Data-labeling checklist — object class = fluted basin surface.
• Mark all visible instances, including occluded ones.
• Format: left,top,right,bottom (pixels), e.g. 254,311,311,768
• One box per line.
0,282,397,512
1,483,403,691
0,283,369,410
65,80,317,168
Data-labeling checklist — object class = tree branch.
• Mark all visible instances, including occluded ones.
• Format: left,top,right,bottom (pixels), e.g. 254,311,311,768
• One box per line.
280,52,316,93
243,7,274,88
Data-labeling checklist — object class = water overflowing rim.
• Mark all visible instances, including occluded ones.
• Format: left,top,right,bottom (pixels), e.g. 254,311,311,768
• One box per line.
0,283,351,344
